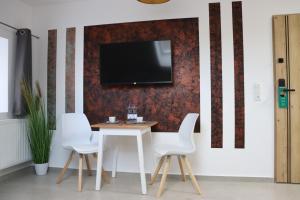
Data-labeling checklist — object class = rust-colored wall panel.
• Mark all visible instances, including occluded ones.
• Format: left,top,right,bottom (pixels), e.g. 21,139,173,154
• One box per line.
47,29,57,128
66,27,76,113
232,1,245,148
209,3,223,148
84,18,200,132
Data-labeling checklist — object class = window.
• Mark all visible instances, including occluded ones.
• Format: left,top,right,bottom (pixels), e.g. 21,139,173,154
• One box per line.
0,37,8,113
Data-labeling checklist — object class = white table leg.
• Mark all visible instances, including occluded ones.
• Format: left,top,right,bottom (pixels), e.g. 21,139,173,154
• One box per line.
112,146,119,178
148,128,156,178
137,134,147,194
95,132,104,190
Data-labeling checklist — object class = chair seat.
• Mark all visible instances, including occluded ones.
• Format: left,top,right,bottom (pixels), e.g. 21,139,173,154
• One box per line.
154,144,194,156
63,143,98,154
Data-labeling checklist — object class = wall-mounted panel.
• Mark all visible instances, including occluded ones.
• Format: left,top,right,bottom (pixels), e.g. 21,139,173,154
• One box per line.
209,2,223,148
65,27,76,113
47,29,57,127
232,1,245,148
84,18,200,132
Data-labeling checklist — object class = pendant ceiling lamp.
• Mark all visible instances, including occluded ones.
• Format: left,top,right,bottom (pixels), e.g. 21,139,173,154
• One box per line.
138,0,170,4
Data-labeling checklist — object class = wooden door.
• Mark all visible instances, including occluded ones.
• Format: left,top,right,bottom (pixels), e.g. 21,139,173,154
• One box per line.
288,14,300,183
273,15,288,183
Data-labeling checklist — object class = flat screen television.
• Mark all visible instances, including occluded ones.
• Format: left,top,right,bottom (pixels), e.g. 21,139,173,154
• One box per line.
99,40,172,85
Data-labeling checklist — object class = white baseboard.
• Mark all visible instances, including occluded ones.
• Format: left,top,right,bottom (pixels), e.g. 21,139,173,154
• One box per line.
49,167,274,183
0,165,274,183
0,161,32,182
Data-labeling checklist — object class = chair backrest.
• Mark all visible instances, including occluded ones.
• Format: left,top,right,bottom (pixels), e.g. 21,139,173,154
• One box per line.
178,113,199,151
60,113,92,146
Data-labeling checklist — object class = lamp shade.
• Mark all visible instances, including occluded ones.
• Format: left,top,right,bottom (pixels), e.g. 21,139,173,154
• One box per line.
138,0,170,4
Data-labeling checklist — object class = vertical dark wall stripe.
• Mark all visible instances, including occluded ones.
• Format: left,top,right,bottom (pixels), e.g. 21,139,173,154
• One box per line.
65,27,76,113
232,1,245,148
209,3,223,148
47,29,57,128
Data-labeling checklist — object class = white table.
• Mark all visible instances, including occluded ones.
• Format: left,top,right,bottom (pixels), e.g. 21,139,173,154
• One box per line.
91,121,158,194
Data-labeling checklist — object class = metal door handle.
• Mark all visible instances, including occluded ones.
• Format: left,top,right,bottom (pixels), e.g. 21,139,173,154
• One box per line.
283,89,296,92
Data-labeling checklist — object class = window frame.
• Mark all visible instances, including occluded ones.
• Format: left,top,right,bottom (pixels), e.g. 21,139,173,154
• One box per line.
0,36,9,116
0,29,15,120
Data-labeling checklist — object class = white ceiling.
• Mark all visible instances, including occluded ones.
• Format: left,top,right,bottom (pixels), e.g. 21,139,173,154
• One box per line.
20,0,84,6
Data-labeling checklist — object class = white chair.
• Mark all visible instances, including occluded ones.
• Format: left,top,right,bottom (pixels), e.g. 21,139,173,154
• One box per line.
56,113,111,191
150,113,201,197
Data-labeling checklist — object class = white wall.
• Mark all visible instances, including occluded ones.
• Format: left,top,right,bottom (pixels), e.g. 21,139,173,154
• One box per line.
29,0,300,178
0,0,34,119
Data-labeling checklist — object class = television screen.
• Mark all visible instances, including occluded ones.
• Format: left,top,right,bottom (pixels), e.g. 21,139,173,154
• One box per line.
99,40,172,85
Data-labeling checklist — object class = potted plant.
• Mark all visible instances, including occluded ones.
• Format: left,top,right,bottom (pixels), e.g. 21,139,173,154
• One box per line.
21,81,54,175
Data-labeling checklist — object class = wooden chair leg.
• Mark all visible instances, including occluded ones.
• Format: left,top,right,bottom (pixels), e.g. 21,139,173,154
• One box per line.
182,155,201,194
56,151,74,184
84,155,92,176
150,156,165,185
178,155,186,182
157,155,171,198
78,154,83,192
102,168,110,183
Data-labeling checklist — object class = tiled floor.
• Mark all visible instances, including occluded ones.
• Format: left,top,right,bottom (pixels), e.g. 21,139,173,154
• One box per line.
0,168,300,200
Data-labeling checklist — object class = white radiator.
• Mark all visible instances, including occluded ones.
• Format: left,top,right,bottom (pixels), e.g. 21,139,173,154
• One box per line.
0,119,31,170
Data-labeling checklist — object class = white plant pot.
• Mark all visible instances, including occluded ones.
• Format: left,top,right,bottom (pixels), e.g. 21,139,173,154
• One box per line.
34,163,49,176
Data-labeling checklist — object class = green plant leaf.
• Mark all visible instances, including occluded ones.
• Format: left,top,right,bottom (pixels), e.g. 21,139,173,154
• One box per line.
21,80,53,164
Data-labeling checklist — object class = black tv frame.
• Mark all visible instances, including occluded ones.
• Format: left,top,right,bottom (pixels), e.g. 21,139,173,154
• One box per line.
99,40,173,86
